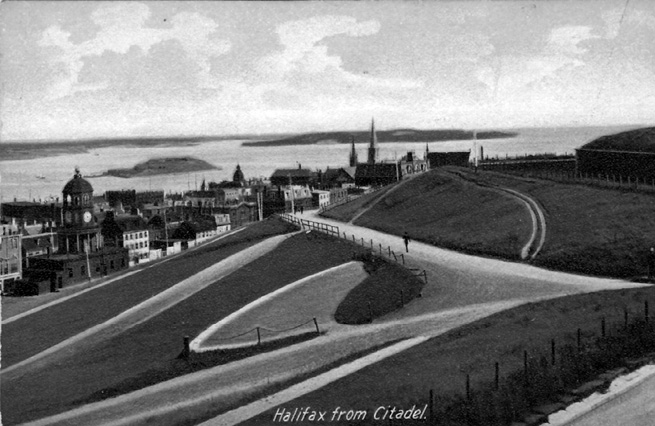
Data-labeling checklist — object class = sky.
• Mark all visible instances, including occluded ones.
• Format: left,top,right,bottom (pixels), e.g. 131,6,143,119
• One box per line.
1,0,654,141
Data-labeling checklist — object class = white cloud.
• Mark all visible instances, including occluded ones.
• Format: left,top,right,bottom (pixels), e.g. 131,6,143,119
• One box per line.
38,2,230,99
546,26,600,56
258,14,422,108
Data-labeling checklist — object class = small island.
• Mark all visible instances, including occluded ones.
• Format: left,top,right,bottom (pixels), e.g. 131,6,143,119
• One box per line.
99,157,219,179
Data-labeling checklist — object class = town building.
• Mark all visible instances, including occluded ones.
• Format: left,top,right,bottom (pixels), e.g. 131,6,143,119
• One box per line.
1,233,22,293
426,151,471,168
270,166,317,187
321,167,357,188
399,150,429,177
59,167,103,254
311,190,330,208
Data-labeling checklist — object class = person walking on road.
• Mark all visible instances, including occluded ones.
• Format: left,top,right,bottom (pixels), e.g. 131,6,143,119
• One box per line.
403,232,410,253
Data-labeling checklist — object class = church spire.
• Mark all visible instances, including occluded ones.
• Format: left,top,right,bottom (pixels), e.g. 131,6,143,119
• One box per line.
349,136,358,167
367,117,378,164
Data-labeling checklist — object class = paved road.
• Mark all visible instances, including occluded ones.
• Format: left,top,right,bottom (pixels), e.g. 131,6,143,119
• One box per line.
23,212,646,426
562,368,655,426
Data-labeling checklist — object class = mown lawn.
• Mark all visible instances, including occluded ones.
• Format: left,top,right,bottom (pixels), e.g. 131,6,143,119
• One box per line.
352,170,533,260
1,230,421,425
454,169,655,277
1,218,298,368
244,285,655,425
321,184,398,222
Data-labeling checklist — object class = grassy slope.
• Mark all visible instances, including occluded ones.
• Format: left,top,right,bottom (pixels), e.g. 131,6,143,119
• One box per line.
353,170,533,259
1,219,297,368
245,286,655,425
2,231,421,425
335,254,425,324
458,170,655,277
321,185,397,223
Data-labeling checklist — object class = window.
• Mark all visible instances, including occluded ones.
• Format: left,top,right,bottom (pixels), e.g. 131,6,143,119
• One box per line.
68,268,73,278
110,260,115,269
81,265,86,276
121,258,125,267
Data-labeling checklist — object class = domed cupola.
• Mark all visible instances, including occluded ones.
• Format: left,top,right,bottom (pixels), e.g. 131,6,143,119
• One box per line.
232,164,245,185
62,167,95,229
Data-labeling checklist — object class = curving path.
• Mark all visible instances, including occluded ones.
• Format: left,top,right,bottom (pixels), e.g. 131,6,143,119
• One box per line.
21,210,648,426
444,169,547,260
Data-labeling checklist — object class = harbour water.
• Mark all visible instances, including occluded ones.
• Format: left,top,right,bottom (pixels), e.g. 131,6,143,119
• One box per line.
0,125,642,201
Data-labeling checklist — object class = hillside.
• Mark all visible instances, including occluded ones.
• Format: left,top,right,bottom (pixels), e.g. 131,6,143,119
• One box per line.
242,129,518,147
580,127,655,153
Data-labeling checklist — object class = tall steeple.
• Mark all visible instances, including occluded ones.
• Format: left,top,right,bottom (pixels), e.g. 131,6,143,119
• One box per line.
367,117,379,164
349,136,358,167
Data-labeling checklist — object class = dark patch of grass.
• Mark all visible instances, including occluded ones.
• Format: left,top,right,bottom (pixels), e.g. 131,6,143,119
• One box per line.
76,331,321,405
456,169,655,278
335,252,425,324
352,170,532,260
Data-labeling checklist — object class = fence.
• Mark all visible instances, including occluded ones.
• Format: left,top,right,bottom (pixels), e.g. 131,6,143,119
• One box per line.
278,213,428,287
278,213,340,238
184,317,321,355
484,166,655,195
419,300,655,425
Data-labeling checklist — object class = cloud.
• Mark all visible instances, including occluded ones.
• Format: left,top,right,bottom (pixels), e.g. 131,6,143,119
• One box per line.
546,26,600,56
38,2,230,99
257,14,422,110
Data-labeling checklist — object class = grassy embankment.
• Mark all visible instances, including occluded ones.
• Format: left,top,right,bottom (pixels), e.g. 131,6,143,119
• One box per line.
321,184,398,224
326,167,655,277
325,169,533,260
1,218,298,368
454,169,655,278
2,227,423,425
245,285,655,426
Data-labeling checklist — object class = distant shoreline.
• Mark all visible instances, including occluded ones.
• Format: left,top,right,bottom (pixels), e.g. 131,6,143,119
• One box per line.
241,129,519,147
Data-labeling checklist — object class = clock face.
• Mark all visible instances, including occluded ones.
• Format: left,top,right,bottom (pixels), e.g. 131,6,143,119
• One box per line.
83,211,92,223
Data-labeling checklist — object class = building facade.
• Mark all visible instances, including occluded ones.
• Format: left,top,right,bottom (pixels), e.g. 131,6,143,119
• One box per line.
0,234,22,293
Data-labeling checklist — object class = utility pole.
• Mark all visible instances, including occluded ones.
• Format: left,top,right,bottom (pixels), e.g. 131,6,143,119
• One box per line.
288,173,295,214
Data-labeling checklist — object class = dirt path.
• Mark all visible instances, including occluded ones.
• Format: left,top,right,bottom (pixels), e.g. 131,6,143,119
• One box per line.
19,213,647,426
1,233,294,383
444,169,547,260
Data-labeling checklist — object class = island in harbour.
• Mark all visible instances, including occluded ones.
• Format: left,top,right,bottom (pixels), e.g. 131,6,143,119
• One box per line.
241,128,519,147
93,157,220,179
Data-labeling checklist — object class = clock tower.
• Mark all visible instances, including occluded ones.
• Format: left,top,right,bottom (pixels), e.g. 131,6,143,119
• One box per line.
59,167,102,254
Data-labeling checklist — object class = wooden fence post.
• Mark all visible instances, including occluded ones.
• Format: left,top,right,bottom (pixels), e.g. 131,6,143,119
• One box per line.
624,308,629,329
645,300,649,323
313,317,320,334
428,389,434,424
495,362,499,390
524,350,529,385
466,374,471,400
182,336,190,359
256,327,261,345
